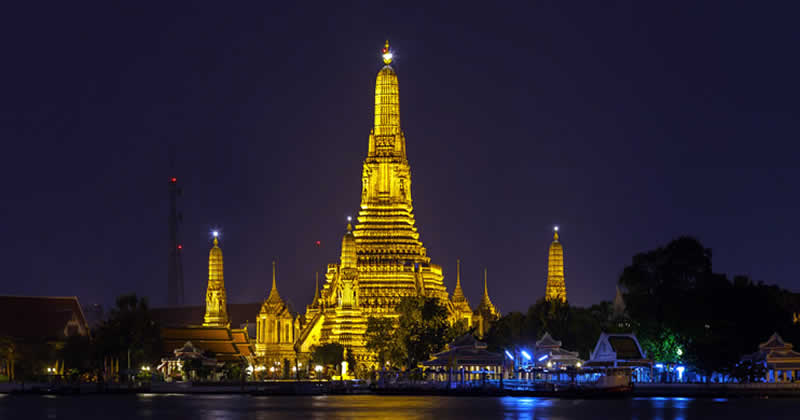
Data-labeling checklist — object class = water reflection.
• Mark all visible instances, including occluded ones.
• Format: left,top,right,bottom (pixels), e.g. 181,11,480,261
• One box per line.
0,394,793,420
500,396,554,420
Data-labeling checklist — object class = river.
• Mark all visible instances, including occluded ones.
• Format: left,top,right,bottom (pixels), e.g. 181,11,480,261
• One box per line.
1,394,798,419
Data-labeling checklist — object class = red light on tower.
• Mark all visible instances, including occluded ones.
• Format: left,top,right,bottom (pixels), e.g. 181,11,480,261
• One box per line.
170,177,177,183
315,240,321,247
177,244,183,250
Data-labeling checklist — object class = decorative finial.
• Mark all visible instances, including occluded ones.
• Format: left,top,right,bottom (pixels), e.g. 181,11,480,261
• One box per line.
212,230,219,246
484,268,488,296
271,260,277,291
346,216,353,232
456,259,461,287
382,40,393,65
553,226,559,241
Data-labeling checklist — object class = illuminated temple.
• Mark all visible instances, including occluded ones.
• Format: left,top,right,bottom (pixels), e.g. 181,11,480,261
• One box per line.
254,42,499,370
545,227,567,302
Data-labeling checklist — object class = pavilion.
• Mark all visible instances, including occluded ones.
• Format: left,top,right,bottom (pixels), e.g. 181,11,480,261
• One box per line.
741,332,800,382
422,334,506,385
584,332,653,382
516,332,582,382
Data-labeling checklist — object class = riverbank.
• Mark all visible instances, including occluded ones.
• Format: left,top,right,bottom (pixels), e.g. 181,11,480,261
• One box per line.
2,381,800,399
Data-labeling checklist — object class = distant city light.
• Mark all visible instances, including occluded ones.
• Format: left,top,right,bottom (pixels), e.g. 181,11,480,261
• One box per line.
170,177,177,183
177,244,182,250
576,362,582,368
538,354,549,362
504,350,513,359
315,240,321,246
521,350,531,360
655,363,664,369
676,348,683,356
676,366,685,381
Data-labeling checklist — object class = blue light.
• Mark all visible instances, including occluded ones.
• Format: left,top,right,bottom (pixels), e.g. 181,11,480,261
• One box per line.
538,354,549,362
655,363,664,369
504,350,514,359
521,350,531,360
676,366,685,381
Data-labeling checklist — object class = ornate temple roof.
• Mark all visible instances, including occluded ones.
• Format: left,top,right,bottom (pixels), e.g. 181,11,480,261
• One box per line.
262,261,291,317
474,268,499,317
151,303,262,329
423,334,503,367
535,332,563,349
451,260,471,308
742,333,800,367
0,295,89,341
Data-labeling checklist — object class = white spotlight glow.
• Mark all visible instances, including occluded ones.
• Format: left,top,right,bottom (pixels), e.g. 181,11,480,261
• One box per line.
212,231,219,237
554,226,559,232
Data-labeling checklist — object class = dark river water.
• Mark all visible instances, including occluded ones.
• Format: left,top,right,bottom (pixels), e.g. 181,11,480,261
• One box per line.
1,394,799,419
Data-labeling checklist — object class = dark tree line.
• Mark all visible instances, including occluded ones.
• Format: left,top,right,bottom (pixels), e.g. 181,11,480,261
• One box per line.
484,236,800,382
620,236,800,380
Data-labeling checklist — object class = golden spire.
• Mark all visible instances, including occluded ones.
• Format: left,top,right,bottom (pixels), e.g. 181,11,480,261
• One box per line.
372,41,401,141
545,226,567,303
476,267,498,317
452,259,467,303
340,218,357,269
483,268,489,300
203,231,228,327
266,260,282,304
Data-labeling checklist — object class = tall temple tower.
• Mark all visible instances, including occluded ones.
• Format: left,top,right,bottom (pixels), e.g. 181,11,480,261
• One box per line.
545,227,567,302
290,42,499,370
293,41,451,362
351,40,449,305
203,232,229,326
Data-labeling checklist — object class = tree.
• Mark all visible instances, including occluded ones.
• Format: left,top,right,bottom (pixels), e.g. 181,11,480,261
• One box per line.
93,294,162,378
60,334,93,377
365,317,396,367
310,342,345,377
619,237,800,380
393,297,451,370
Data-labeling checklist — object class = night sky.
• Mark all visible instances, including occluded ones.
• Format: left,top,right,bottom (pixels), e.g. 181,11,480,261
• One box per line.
2,2,799,314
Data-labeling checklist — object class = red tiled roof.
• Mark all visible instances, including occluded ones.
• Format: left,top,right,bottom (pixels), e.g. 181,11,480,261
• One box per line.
150,303,262,329
0,296,88,341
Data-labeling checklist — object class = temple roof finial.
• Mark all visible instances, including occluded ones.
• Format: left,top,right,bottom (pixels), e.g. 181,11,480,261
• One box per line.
484,268,488,297
553,225,559,241
456,259,462,288
382,40,392,65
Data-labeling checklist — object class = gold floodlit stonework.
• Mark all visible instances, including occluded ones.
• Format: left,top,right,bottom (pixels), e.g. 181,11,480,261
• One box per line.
255,42,500,370
203,236,229,327
545,228,567,302
255,262,297,364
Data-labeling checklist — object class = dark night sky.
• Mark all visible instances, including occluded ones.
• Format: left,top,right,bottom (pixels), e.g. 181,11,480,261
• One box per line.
2,2,799,314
